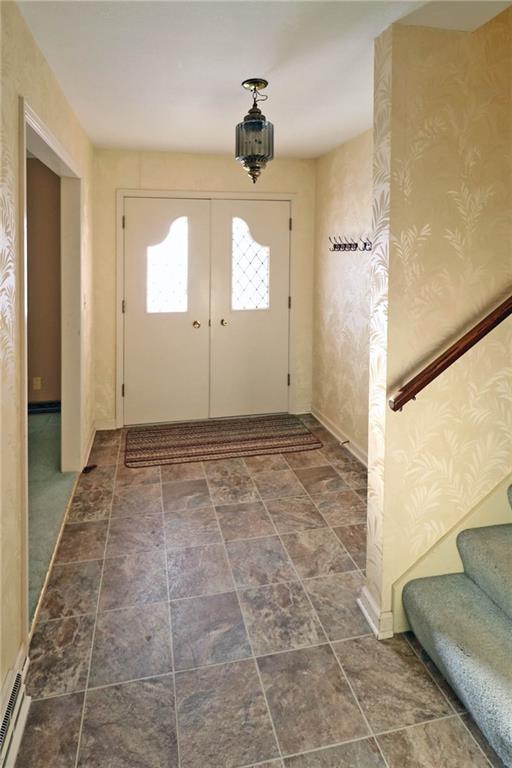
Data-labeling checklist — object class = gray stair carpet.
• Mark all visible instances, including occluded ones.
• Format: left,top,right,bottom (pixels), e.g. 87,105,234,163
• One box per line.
457,524,512,619
403,572,512,766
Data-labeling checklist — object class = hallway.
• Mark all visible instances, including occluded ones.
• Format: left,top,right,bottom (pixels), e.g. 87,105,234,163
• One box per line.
28,412,77,620
16,417,500,767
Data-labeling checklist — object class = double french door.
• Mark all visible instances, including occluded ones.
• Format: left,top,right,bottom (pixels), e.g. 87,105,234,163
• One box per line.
123,197,290,425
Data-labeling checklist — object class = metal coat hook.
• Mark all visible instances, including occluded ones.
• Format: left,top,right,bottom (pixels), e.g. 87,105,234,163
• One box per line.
328,235,373,253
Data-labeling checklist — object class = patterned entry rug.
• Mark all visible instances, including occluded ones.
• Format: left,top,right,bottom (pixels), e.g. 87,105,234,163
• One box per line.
125,413,322,468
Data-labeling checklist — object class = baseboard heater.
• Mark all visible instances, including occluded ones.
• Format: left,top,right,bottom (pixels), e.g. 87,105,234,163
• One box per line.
0,660,31,768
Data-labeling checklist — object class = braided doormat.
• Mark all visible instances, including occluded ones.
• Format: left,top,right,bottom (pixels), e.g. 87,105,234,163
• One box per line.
125,413,322,468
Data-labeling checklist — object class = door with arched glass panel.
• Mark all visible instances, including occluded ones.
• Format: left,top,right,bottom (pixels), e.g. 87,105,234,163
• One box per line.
123,197,210,424
210,199,290,417
123,196,290,424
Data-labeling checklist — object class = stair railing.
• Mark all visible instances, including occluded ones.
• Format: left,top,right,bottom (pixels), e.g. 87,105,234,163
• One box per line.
388,293,512,412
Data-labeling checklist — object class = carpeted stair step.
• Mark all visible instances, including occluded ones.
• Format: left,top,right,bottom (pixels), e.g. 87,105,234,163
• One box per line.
403,573,512,766
457,524,512,620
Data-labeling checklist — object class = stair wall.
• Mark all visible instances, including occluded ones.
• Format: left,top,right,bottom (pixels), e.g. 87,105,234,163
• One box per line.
392,473,512,632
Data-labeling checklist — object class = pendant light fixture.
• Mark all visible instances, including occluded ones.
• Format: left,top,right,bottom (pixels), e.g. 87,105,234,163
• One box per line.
235,78,274,184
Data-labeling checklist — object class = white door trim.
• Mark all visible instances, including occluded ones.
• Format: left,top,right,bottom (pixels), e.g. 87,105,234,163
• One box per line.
115,189,297,428
19,97,85,635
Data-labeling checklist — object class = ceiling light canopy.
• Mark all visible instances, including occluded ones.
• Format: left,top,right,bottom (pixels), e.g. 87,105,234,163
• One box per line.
235,78,274,184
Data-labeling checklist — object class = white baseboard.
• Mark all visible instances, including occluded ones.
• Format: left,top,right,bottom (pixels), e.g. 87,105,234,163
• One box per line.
357,585,394,639
0,651,31,768
311,407,368,467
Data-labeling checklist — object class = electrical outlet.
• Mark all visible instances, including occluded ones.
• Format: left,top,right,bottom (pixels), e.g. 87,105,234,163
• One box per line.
33,377,42,391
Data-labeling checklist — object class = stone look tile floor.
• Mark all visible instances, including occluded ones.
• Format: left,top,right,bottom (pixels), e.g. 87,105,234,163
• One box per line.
17,416,503,768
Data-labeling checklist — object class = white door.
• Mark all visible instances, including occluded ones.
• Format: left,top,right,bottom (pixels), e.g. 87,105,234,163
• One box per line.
210,200,290,417
124,197,210,424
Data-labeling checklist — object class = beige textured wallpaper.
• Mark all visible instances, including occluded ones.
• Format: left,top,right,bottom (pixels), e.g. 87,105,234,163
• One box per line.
93,151,316,426
313,131,373,461
0,3,94,683
366,10,512,631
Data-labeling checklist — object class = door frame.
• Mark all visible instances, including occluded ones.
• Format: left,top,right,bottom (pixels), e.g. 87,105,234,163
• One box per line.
115,190,296,428
19,98,85,634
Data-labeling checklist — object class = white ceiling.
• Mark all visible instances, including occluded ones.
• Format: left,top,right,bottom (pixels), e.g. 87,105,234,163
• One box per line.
18,1,510,158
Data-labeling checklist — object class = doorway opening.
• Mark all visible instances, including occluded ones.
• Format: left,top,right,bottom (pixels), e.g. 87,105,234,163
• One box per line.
20,100,84,630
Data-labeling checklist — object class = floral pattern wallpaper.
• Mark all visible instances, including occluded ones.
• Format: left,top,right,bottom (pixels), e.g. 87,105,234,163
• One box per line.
313,130,373,460
367,10,512,625
365,26,393,624
0,2,94,681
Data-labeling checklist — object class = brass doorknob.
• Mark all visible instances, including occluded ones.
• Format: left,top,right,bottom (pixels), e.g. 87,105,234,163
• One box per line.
220,318,228,326
192,320,201,329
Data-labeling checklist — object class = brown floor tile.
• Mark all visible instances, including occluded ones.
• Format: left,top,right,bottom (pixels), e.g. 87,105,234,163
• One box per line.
89,603,172,687
304,571,370,640
15,692,84,768
462,714,506,767
76,465,116,491
258,644,369,755
216,500,275,540
206,462,260,504
38,560,102,621
239,581,325,655
171,591,251,669
311,490,366,526
253,469,307,500
27,616,94,698
99,550,168,610
167,544,234,598
337,467,368,490
294,466,347,495
67,467,115,523
227,536,296,587
333,635,452,732
106,514,164,557
88,444,120,466
281,528,355,578
67,485,113,522
202,457,246,479
321,445,363,471
78,677,178,768
115,465,161,487
162,478,211,512
111,483,162,518
244,454,290,473
332,524,367,569
161,461,206,482
305,426,338,445
377,717,489,767
55,521,108,564
284,739,385,767
356,487,368,502
176,659,279,768
249,763,284,767
284,449,329,469
93,429,122,448
164,506,221,548
250,763,284,767
266,497,326,533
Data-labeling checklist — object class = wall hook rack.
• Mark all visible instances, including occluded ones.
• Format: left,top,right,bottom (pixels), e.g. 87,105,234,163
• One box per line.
328,235,372,252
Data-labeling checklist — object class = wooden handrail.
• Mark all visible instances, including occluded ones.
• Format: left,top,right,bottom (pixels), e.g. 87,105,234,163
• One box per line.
389,293,512,412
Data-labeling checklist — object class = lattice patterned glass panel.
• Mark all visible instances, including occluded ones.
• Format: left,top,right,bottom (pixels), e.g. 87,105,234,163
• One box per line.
146,216,188,313
231,217,270,310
